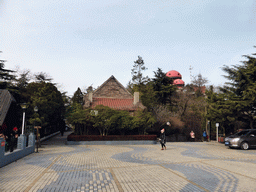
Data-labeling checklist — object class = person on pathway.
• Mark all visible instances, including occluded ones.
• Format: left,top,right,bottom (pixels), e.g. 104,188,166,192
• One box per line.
203,130,207,142
190,131,195,142
9,128,17,152
160,129,166,150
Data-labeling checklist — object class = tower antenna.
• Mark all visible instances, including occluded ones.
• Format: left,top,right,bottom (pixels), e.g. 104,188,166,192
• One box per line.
189,65,193,83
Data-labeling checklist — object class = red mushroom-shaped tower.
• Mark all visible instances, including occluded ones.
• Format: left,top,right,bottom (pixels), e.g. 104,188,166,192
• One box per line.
173,79,185,89
166,70,182,79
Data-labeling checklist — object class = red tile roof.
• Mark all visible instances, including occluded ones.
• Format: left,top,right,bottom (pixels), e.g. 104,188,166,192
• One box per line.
90,98,140,111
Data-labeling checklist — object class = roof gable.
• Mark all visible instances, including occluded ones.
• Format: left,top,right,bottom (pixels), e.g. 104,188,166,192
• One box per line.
0,90,16,126
93,75,133,99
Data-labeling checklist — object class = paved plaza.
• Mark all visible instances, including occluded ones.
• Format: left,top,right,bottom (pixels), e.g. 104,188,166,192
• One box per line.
1,132,256,192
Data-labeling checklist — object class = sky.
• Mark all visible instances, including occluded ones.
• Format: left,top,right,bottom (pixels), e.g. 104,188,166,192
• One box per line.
1,0,256,96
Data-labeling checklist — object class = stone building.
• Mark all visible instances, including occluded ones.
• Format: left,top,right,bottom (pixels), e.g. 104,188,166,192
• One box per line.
83,75,145,114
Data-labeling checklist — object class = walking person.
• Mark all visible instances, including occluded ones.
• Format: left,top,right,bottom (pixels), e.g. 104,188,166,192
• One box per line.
203,130,207,142
190,131,195,142
160,129,166,150
9,131,15,152
13,127,19,150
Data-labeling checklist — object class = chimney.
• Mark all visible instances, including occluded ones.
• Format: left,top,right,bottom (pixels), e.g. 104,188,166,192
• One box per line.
88,91,93,102
87,86,93,102
133,92,139,105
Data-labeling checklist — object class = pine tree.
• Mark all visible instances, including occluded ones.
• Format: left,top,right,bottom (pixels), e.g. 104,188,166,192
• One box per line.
71,87,84,106
152,68,176,105
131,56,149,91
207,50,256,129
0,53,15,89
34,72,52,83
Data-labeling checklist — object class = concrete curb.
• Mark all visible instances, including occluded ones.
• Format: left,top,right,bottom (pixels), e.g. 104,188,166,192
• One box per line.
66,140,158,145
40,131,60,142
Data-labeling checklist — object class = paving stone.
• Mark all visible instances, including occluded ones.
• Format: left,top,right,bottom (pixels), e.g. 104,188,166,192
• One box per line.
1,132,256,191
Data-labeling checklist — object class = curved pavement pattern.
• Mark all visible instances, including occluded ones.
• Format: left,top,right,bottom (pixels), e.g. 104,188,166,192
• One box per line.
1,132,256,192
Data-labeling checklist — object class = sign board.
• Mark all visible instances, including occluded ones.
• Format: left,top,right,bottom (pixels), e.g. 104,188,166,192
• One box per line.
34,126,42,129
90,110,98,116
1,141,5,147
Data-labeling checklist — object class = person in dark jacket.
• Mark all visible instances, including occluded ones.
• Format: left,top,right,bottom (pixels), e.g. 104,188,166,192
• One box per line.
160,129,166,150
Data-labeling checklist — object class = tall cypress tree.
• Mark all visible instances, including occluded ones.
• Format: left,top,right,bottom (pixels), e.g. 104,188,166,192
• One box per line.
72,87,84,106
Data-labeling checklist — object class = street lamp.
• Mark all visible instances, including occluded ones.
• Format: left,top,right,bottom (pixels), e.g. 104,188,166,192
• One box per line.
207,121,210,141
216,123,219,142
34,106,38,113
20,103,28,135
34,106,39,153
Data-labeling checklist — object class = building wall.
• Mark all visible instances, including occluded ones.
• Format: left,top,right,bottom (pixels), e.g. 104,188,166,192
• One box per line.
0,134,36,168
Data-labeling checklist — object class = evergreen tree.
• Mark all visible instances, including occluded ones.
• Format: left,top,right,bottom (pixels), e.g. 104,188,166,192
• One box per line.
108,110,134,135
205,86,236,134
131,56,149,91
152,68,176,105
34,72,53,83
207,50,256,129
133,110,156,135
92,105,116,136
24,82,66,136
139,81,156,110
14,69,32,94
0,53,15,89
72,87,84,105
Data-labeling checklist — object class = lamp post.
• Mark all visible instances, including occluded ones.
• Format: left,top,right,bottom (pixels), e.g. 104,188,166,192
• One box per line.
20,103,28,135
207,121,210,141
216,123,219,142
34,106,39,153
34,106,38,113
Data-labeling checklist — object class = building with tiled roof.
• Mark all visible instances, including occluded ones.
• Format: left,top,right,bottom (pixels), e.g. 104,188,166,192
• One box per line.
0,90,17,134
83,75,145,113
193,86,206,95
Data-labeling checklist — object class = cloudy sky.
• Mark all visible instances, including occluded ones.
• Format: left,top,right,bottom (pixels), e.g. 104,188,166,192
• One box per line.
1,0,256,96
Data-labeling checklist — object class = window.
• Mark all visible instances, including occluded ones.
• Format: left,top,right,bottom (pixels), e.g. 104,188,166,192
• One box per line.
235,131,250,136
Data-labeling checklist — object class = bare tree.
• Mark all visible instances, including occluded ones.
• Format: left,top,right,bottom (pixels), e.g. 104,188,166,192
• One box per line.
191,73,208,88
151,104,172,125
172,91,191,119
191,73,208,97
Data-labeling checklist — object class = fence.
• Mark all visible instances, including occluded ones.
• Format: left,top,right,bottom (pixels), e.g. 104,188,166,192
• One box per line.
0,133,36,168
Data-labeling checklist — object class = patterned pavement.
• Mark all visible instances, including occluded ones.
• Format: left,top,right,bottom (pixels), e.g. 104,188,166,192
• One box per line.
1,132,256,192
